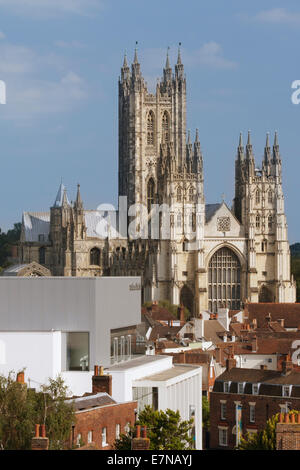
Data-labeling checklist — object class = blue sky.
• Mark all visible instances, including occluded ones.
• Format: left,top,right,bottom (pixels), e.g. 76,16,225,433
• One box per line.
0,0,300,242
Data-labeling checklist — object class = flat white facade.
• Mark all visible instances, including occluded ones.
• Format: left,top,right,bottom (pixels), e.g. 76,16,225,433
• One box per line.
107,355,202,450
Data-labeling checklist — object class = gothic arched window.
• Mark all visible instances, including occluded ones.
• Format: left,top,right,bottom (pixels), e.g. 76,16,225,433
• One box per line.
162,111,170,143
177,213,182,228
147,111,155,145
255,189,260,205
147,178,155,213
39,247,46,265
189,187,194,202
90,247,101,266
256,215,260,229
268,190,273,204
208,247,241,313
268,215,273,230
177,187,182,202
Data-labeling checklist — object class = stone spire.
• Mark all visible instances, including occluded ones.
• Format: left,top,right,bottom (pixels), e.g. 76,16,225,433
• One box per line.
163,47,172,83
237,132,244,160
74,183,83,210
273,131,281,163
186,130,193,165
131,42,141,81
121,52,130,82
193,128,203,173
264,132,271,163
175,42,184,80
246,130,254,160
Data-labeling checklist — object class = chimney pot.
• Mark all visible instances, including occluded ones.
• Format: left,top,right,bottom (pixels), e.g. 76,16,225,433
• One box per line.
41,424,46,438
94,365,99,376
284,413,290,424
17,371,25,385
291,413,296,424
141,426,147,438
35,424,40,438
136,425,141,438
99,366,104,376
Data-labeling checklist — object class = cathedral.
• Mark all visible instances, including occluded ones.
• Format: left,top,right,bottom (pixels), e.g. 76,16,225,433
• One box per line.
18,47,296,315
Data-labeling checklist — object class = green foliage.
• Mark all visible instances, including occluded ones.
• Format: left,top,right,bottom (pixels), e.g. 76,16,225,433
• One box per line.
0,371,74,450
0,223,21,268
202,396,210,429
114,426,135,450
143,299,190,321
113,406,194,450
238,410,300,450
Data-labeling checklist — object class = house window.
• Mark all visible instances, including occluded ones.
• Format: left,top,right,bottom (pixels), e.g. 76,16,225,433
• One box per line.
238,382,244,394
116,424,120,440
102,427,107,447
282,385,291,397
38,234,45,242
218,427,228,447
76,433,82,447
224,381,231,393
249,405,256,423
87,431,93,444
125,422,130,434
221,402,226,420
252,383,259,395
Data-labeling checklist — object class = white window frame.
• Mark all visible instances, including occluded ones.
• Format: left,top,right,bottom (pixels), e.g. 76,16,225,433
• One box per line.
218,427,228,447
282,385,292,397
224,381,231,393
76,433,82,447
238,382,245,394
87,430,93,444
249,404,256,423
115,424,120,440
252,383,260,395
101,427,108,447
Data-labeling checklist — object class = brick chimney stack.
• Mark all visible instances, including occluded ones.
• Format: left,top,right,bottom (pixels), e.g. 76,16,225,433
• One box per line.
226,354,236,371
179,304,185,326
31,424,49,450
282,354,293,376
92,365,112,395
276,413,300,450
131,425,150,450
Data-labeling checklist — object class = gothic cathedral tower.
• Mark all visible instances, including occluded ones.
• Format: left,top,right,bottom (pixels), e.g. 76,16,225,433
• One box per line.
234,131,296,303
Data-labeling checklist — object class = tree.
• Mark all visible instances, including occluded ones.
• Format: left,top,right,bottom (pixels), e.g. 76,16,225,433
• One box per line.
0,223,21,269
202,396,210,429
0,371,75,450
143,299,190,321
114,406,194,450
238,410,300,450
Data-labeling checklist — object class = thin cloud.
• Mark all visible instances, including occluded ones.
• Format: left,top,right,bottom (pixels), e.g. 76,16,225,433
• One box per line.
0,0,102,17
0,43,88,120
188,42,237,69
0,31,5,39
254,8,300,25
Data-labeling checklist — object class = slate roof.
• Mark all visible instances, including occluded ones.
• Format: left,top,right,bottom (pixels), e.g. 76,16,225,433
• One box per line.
205,204,221,223
204,319,226,344
67,392,116,411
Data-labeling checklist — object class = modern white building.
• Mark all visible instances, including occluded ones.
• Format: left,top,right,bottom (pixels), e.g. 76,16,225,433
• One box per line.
107,354,202,450
0,276,141,395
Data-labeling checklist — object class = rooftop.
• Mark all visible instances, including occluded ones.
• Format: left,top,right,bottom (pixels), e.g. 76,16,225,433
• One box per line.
135,364,201,382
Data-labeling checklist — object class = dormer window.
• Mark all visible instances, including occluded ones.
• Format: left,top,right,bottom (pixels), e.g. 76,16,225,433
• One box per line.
224,381,231,393
238,382,245,394
252,383,260,395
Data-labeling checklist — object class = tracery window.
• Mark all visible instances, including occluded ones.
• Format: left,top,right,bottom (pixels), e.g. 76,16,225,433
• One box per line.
162,111,170,143
268,190,273,204
90,247,101,266
177,187,182,202
189,187,194,202
256,215,260,229
268,215,273,230
208,247,241,313
255,189,260,205
147,178,155,213
177,213,182,228
147,111,155,145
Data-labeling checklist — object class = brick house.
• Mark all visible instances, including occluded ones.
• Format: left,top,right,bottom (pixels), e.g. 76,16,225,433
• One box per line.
210,357,300,449
67,368,137,450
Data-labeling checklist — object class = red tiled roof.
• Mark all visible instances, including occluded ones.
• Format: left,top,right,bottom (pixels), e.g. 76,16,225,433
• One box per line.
245,303,300,329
